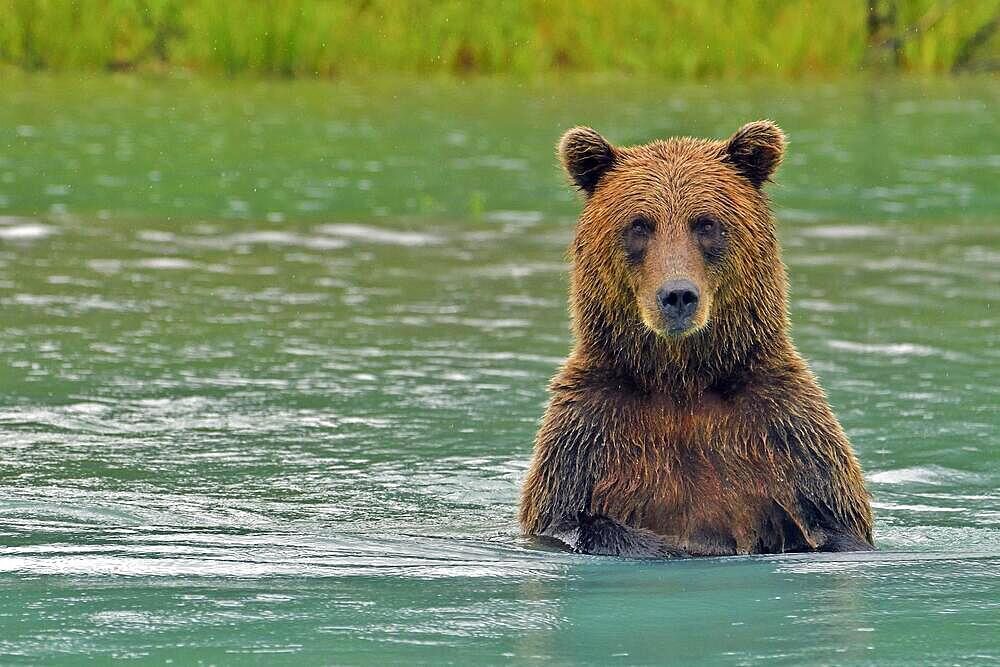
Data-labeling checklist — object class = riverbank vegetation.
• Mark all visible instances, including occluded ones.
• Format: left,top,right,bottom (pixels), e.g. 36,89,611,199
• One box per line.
1,0,999,78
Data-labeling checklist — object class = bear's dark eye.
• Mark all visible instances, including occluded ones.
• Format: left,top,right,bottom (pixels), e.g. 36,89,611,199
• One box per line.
622,216,654,264
629,217,654,236
693,216,719,236
692,215,726,262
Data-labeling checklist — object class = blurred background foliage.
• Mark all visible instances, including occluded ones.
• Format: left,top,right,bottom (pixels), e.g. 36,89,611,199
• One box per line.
0,0,998,78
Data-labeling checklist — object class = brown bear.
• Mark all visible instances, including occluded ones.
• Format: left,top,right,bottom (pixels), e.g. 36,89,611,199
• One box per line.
519,121,874,557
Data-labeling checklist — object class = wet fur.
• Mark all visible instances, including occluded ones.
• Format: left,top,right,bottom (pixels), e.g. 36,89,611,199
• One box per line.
520,122,874,558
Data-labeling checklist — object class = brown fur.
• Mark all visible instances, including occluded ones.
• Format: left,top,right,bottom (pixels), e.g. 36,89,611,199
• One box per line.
519,121,874,557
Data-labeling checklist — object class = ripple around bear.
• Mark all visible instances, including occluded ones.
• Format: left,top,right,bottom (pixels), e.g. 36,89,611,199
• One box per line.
519,121,874,557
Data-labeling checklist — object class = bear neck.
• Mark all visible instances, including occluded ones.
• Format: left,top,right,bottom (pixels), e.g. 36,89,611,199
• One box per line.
568,273,792,402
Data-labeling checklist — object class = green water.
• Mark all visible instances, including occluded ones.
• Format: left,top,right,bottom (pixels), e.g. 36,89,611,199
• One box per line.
0,74,998,665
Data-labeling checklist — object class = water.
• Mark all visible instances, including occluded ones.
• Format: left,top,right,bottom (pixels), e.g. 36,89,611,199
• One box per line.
0,74,998,664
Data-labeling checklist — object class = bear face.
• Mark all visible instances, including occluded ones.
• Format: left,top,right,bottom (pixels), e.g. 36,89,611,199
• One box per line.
558,122,790,392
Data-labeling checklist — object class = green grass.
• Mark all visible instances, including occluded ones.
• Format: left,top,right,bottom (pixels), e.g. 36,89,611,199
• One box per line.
1,0,999,78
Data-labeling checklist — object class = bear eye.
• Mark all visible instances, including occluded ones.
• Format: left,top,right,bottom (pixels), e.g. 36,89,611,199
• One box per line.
693,216,721,237
628,217,655,236
622,216,654,264
692,215,726,262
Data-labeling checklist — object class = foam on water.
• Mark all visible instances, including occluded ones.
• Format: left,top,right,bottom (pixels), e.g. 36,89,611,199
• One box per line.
0,221,57,240
317,223,441,246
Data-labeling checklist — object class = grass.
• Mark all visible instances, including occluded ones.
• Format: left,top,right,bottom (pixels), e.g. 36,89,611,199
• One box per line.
0,0,998,78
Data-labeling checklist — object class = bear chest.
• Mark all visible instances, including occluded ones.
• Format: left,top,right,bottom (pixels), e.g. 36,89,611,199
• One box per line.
587,398,801,554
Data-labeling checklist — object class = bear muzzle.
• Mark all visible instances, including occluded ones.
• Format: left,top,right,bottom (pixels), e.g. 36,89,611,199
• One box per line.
656,278,701,335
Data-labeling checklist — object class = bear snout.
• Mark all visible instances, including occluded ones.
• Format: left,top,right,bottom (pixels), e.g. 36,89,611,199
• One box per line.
656,278,700,333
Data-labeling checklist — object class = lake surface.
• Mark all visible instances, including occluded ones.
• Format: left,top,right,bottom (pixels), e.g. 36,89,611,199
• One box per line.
0,74,998,665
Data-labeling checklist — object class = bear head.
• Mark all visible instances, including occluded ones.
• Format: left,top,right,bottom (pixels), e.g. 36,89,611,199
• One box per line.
559,121,790,390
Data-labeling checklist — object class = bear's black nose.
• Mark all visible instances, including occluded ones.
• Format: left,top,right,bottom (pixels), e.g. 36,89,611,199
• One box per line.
657,279,700,328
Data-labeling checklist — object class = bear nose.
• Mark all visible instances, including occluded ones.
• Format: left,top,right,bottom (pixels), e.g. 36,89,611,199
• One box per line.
657,279,700,326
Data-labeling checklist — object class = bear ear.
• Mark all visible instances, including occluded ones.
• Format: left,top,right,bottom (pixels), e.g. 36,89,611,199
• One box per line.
724,120,786,188
558,126,618,195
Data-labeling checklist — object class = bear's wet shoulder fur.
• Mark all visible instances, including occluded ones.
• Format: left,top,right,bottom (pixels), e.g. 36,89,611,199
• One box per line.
522,363,873,556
